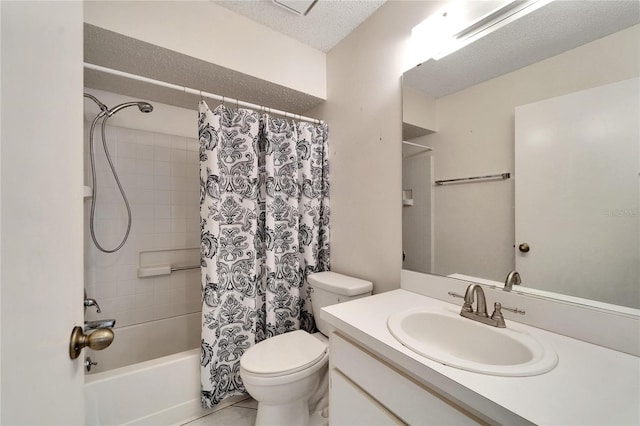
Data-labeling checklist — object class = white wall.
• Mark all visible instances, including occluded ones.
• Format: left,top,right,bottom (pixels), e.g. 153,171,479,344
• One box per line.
416,24,640,281
1,2,84,423
84,1,326,100
310,2,441,293
403,86,437,132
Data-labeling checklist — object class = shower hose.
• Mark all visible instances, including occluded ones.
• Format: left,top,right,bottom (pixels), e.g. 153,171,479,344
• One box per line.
88,110,132,253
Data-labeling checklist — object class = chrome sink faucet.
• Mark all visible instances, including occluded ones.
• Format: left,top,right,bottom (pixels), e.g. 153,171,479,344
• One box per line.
504,270,521,291
461,284,488,318
450,284,526,328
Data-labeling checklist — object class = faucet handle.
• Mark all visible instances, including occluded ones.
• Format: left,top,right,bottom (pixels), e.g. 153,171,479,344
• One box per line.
449,291,474,313
490,302,507,328
84,297,102,313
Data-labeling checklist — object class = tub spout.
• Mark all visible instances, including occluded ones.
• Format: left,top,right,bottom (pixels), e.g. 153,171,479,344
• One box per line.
85,319,116,332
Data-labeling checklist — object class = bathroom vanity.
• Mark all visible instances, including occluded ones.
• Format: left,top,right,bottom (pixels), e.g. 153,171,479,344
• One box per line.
321,289,640,425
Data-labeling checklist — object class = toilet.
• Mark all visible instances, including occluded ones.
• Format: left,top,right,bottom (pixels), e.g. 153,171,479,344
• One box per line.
239,271,373,426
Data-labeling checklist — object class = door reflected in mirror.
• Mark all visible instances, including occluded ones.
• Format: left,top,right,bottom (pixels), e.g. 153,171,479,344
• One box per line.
402,0,639,309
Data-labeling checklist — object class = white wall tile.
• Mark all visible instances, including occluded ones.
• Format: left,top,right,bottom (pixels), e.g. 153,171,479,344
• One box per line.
172,149,187,163
154,219,171,233
154,161,171,176
85,125,202,329
138,144,154,161
154,190,172,204
171,220,187,233
154,146,171,161
136,159,155,175
117,141,140,159
116,280,137,297
154,233,172,248
171,191,187,205
171,135,187,150
154,205,172,220
154,175,173,190
136,175,155,190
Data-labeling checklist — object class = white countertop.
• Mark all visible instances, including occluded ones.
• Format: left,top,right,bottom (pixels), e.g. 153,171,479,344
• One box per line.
321,289,640,425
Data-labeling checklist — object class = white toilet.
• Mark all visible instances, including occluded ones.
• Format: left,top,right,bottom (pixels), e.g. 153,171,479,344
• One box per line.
239,271,373,426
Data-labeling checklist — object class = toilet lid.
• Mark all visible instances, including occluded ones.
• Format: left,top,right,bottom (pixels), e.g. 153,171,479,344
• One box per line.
240,330,327,376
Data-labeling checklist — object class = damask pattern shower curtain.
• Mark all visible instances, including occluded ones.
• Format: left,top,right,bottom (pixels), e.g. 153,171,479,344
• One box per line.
198,101,330,408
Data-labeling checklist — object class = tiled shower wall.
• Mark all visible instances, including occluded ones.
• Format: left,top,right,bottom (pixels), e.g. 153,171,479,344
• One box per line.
84,123,201,327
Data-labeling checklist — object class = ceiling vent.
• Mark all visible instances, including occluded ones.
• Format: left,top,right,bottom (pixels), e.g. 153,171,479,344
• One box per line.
272,0,318,16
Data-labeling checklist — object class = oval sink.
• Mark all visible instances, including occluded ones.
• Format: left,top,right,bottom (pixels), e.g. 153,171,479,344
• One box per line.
387,307,558,376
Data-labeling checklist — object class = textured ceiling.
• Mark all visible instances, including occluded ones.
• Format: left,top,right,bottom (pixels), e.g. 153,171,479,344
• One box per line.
213,0,386,52
84,24,324,115
404,0,640,99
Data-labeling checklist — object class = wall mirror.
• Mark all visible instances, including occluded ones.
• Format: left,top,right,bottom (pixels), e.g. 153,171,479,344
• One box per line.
402,0,639,310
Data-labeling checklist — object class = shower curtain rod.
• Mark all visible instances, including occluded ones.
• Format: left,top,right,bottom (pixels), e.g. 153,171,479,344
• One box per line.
84,63,323,124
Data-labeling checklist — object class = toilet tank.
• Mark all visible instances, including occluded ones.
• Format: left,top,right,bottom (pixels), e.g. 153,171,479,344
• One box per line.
309,271,373,336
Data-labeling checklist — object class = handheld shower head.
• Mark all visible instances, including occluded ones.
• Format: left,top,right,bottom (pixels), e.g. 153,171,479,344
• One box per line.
137,102,153,113
107,101,154,116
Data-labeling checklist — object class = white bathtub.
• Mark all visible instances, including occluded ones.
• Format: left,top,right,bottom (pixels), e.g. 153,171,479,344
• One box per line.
84,312,247,425
85,348,203,425
85,348,247,425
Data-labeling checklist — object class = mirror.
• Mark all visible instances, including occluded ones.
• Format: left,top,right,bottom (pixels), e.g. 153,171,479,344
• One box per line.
402,0,639,310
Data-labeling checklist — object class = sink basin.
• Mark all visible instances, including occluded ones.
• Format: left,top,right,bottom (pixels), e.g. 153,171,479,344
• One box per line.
387,307,558,376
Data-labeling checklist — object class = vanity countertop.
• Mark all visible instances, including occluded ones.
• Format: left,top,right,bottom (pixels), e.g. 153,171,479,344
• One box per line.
321,289,640,425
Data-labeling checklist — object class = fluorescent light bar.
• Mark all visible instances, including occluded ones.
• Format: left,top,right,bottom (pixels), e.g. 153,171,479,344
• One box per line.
272,0,318,16
411,0,553,64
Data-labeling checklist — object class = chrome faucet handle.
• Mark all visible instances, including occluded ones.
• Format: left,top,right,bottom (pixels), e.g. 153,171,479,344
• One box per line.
84,297,102,313
84,289,102,313
490,303,507,328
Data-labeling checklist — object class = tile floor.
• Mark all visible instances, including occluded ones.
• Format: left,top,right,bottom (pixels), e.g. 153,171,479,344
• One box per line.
183,398,258,426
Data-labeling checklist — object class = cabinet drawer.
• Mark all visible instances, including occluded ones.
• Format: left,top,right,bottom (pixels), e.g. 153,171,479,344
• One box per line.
331,369,404,426
331,333,481,426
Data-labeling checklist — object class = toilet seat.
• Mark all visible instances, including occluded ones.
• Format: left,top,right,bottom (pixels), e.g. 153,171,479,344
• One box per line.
241,330,327,377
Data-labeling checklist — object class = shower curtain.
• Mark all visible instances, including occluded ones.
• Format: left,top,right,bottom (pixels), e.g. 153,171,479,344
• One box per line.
198,101,330,408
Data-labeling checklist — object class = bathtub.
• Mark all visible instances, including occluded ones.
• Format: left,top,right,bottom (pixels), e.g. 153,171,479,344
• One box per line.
84,312,246,425
85,348,247,425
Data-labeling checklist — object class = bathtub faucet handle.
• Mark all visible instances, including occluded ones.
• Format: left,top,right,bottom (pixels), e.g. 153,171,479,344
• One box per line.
84,290,102,313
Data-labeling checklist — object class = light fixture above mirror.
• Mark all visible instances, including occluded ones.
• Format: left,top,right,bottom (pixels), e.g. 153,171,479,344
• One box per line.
410,0,551,65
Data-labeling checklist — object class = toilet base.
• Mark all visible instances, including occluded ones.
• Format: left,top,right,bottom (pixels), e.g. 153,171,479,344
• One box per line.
256,399,310,426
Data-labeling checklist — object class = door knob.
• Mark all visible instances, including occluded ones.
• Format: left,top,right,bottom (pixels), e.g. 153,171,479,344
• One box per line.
69,326,114,359
518,243,530,253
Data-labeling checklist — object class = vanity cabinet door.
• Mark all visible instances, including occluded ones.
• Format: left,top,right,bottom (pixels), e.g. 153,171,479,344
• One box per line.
331,333,482,426
331,369,404,426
